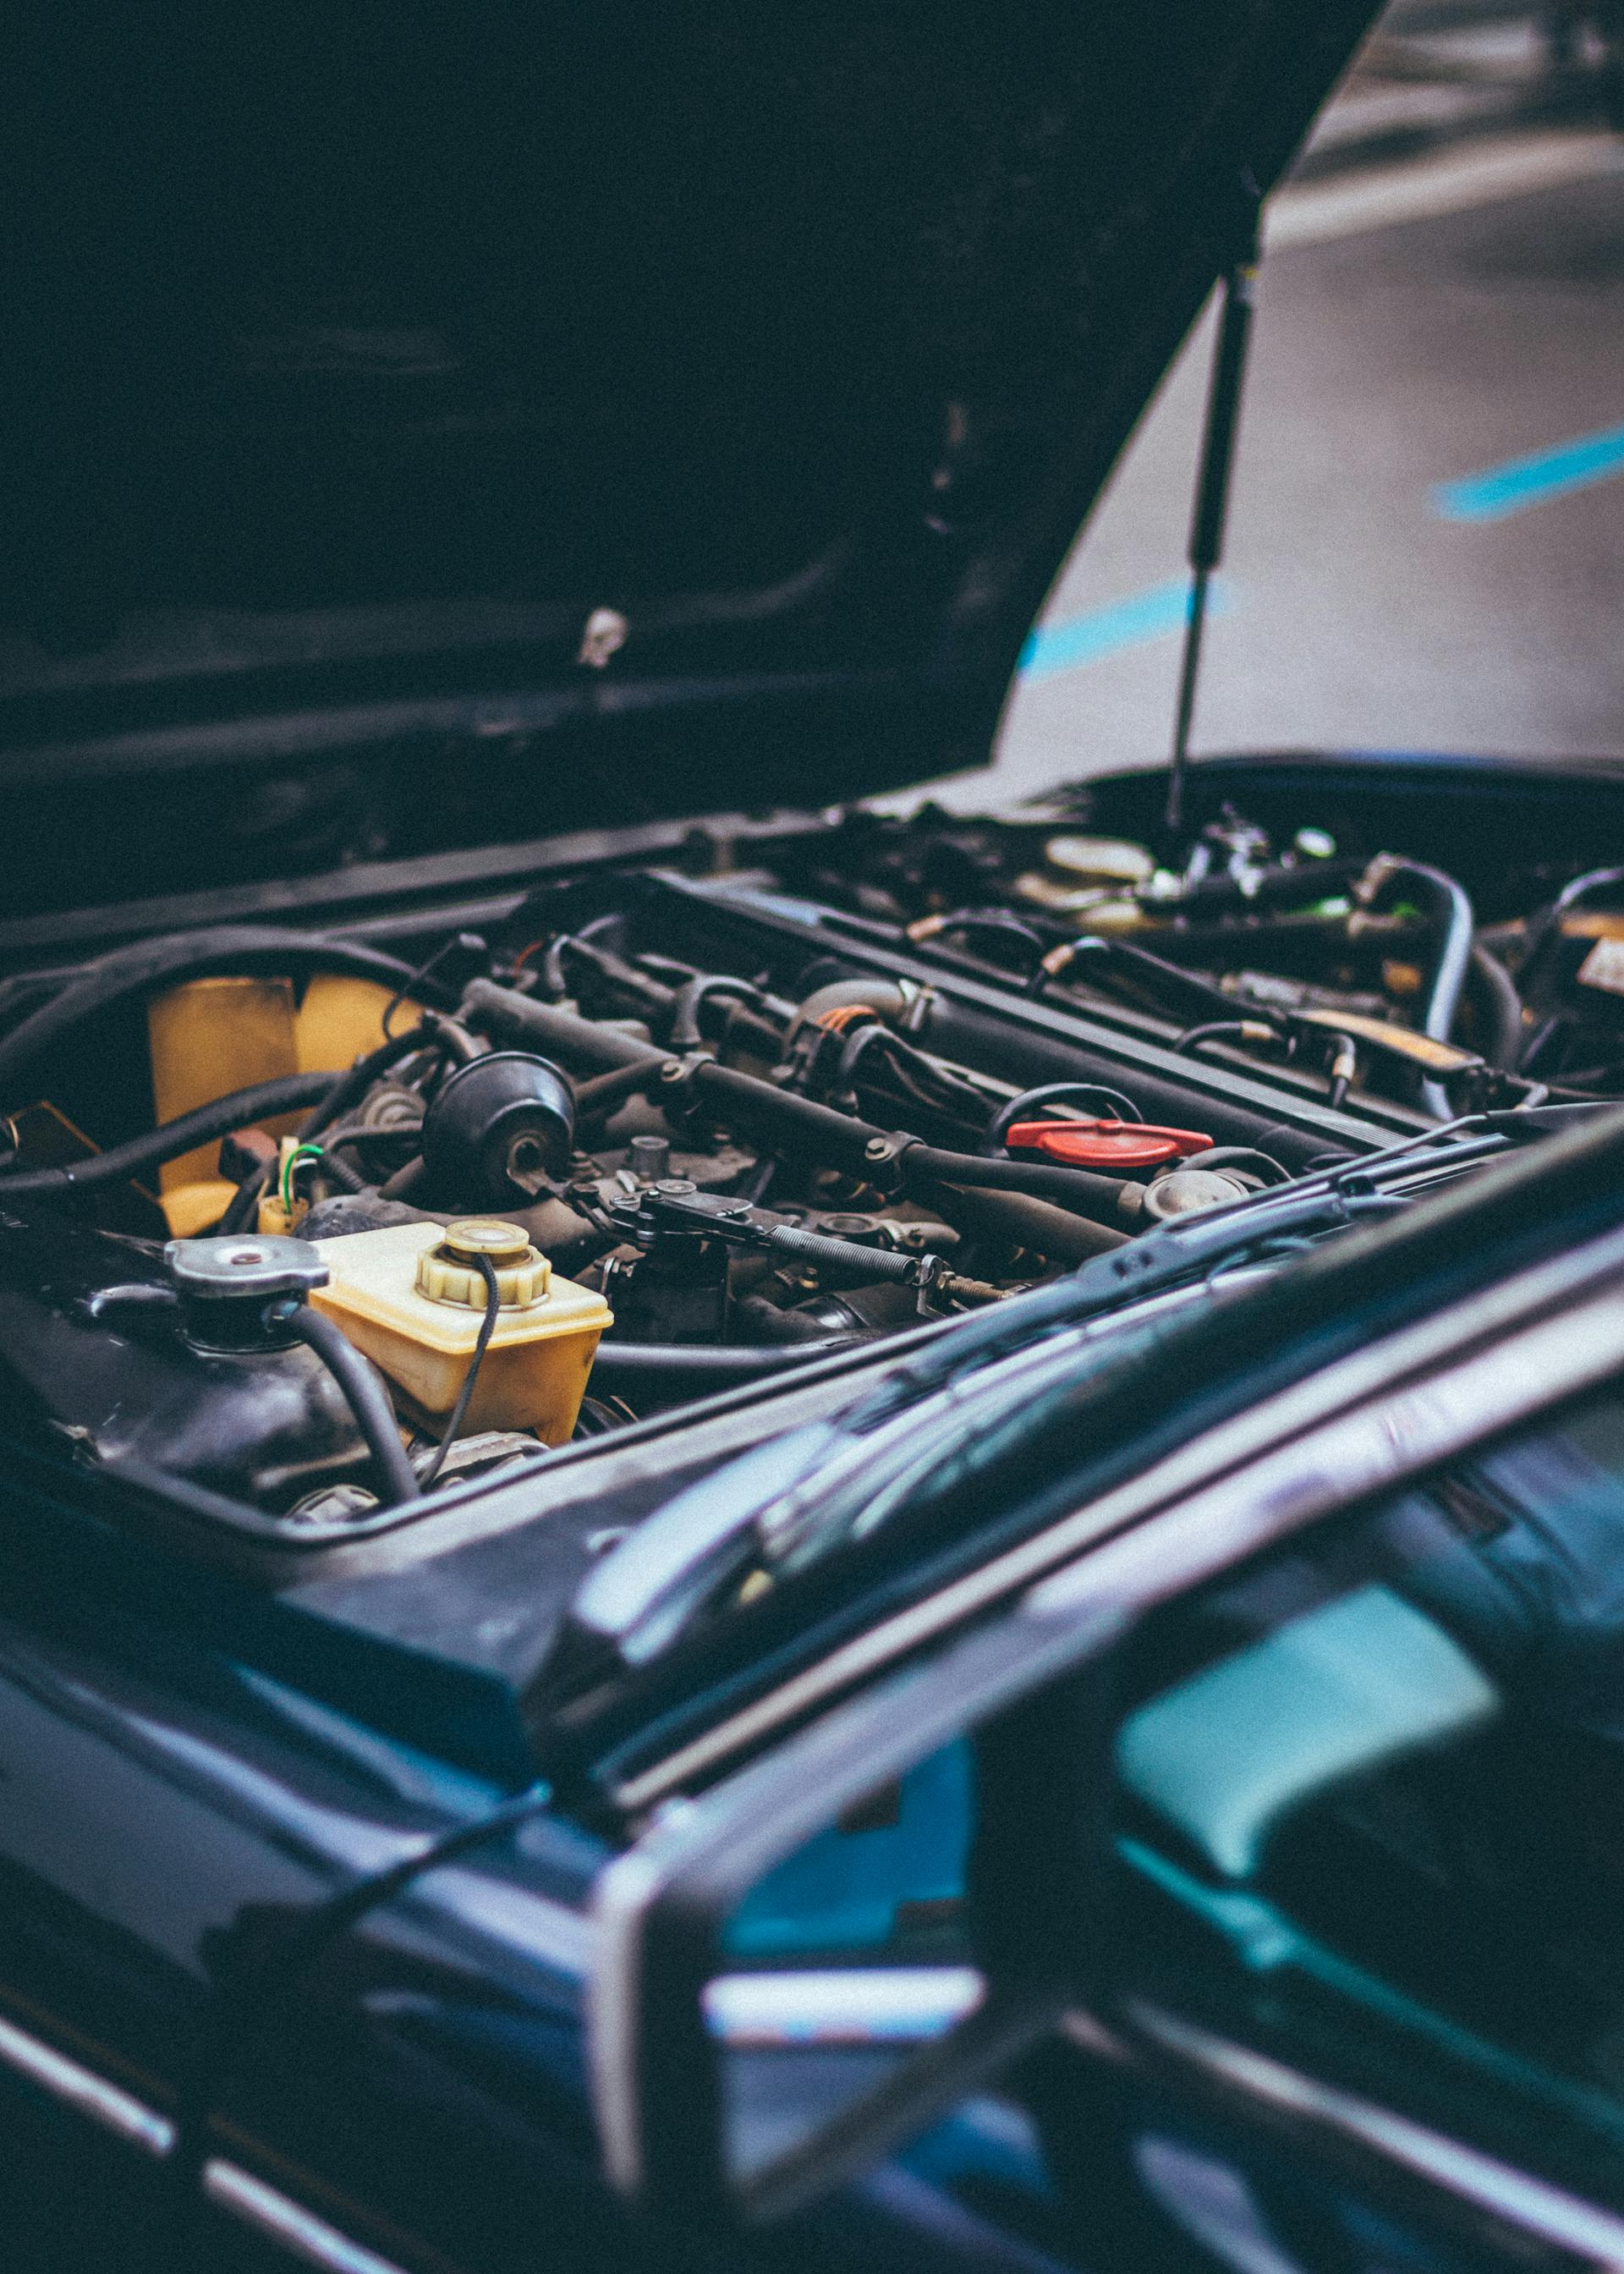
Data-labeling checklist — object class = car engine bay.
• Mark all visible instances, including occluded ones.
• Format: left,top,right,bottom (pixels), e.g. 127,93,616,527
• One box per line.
2,784,1621,1539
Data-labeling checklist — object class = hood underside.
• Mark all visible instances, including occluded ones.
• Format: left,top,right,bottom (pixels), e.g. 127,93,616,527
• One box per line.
4,3,1376,915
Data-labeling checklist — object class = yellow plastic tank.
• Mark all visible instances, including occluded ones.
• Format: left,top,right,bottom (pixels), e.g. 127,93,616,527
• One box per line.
310,1218,612,1447
145,974,423,1236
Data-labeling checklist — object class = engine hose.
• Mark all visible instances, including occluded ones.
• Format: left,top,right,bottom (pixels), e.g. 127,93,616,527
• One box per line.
1360,859,1474,1117
897,1144,1133,1222
284,1307,421,1505
463,980,1135,1222
790,977,910,1040
588,1338,855,1385
464,980,668,1073
0,926,447,1107
0,1071,337,1196
573,1061,661,1119
764,1223,921,1285
670,975,764,1051
561,940,784,1059
929,1181,1131,1264
295,1024,443,1142
985,1081,1144,1151
1519,865,1624,996
1466,943,1525,1073
1178,1145,1291,1187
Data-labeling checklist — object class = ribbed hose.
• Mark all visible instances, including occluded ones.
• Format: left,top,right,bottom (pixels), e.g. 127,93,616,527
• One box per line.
764,1225,921,1284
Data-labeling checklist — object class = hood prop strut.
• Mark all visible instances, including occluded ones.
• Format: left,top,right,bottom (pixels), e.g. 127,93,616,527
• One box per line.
1165,191,1262,846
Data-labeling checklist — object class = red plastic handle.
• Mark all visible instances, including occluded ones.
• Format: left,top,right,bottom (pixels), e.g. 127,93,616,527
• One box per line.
1004,1118,1214,1169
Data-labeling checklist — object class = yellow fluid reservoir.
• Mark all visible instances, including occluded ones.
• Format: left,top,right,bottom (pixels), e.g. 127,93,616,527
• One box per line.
310,1218,612,1447
146,974,424,1237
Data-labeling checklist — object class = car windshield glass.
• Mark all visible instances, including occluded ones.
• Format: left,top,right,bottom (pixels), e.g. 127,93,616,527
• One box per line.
1116,1372,1624,2137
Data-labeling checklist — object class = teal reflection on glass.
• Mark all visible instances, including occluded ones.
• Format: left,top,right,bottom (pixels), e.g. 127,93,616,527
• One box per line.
725,1740,974,1961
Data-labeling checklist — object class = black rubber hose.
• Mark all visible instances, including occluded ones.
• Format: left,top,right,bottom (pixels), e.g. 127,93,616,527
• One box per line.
307,1150,368,1196
930,1181,1131,1264
986,1081,1144,1150
464,980,1135,1220
670,975,764,1051
0,1071,337,1196
0,927,446,1107
898,1143,1132,1222
1361,860,1474,1117
574,1061,661,1119
764,1224,922,1285
1179,1145,1291,1187
379,1157,431,1202
588,1339,854,1384
1467,942,1526,1073
284,1307,421,1505
296,1024,442,1141
464,980,659,1073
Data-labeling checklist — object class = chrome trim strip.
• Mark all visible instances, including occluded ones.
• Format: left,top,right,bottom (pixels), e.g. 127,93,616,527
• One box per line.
704,1965,984,2047
202,2160,410,2274
1029,1274,1624,1627
0,2010,174,2157
614,1223,1624,1809
1116,2004,1624,2268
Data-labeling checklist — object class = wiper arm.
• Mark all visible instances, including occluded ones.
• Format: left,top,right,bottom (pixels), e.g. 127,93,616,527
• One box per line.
545,1184,1407,1695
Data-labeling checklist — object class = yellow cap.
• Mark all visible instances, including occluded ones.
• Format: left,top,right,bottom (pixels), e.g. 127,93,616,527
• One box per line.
416,1218,551,1309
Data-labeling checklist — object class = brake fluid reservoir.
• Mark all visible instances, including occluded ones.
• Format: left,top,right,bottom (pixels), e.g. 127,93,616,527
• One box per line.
310,1219,612,1446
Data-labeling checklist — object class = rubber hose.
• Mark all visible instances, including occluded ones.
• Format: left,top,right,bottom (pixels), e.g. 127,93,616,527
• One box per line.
0,1071,337,1196
464,980,661,1073
0,927,444,1107
588,1338,854,1383
898,1143,1131,1222
284,1308,421,1505
790,978,909,1040
464,980,1134,1217
929,1181,1131,1264
1467,942,1526,1073
1363,860,1474,1118
1177,1145,1290,1186
574,1061,661,1118
986,1081,1144,1151
296,1024,442,1141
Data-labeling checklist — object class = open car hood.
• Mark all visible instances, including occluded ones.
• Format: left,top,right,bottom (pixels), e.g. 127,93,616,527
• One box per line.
4,3,1377,919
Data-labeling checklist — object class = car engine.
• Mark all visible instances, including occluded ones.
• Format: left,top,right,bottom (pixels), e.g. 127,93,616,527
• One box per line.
1,789,1617,1534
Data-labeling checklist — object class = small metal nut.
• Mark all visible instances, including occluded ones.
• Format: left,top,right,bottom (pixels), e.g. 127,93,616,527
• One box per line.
864,1136,895,1162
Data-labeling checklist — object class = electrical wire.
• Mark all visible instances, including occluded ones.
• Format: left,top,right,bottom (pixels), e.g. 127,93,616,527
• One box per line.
418,1254,502,1488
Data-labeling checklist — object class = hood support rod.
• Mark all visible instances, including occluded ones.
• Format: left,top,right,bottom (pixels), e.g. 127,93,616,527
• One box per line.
1165,195,1262,844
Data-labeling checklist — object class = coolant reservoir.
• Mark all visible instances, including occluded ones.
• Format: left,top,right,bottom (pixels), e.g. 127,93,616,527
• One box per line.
310,1218,612,1446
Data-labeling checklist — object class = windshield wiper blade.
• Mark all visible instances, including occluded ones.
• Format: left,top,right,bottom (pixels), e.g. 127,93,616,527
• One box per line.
545,1184,1408,1694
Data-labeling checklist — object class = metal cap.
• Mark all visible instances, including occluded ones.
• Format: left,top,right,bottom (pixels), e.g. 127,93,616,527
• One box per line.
165,1233,330,1300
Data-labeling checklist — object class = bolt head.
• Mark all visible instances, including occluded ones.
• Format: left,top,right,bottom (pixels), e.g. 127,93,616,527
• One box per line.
864,1136,893,1161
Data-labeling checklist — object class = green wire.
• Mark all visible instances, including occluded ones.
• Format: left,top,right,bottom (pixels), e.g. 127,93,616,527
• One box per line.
282,1143,325,1213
